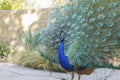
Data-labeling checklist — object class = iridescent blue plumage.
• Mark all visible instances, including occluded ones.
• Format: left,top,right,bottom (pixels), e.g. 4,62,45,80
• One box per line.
59,41,74,71
59,33,74,71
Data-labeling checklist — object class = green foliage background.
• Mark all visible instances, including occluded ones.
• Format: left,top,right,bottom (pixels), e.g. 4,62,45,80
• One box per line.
0,0,28,10
0,41,14,58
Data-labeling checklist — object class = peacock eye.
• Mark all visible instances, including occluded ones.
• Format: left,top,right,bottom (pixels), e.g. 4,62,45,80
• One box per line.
97,22,103,27
109,3,117,7
107,22,114,27
87,48,91,52
103,46,109,51
89,38,94,42
93,43,99,48
97,7,104,12
94,31,100,35
100,37,106,42
104,31,111,36
89,18,96,22
108,12,116,17
82,23,88,28
97,14,105,20
88,11,94,16
111,40,117,45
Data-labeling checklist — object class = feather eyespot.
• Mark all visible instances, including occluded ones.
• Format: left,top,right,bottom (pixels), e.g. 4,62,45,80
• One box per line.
94,43,99,48
111,40,117,45
109,3,117,7
103,46,109,51
109,12,116,17
104,31,111,36
107,22,114,27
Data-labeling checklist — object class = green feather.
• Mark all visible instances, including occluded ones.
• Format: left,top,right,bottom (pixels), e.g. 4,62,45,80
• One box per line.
66,41,80,61
36,0,120,69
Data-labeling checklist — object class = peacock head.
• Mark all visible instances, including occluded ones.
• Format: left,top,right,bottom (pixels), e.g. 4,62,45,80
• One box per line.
55,30,66,43
59,30,65,42
60,30,65,37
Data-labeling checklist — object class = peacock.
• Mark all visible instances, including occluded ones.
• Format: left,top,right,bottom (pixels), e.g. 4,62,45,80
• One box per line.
36,0,120,80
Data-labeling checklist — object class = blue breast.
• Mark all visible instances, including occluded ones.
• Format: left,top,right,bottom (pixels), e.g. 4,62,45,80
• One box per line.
58,42,74,71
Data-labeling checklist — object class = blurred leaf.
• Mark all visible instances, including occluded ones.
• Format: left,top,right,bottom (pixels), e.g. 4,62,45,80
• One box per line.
0,0,28,10
0,0,12,10
21,29,43,50
0,41,14,58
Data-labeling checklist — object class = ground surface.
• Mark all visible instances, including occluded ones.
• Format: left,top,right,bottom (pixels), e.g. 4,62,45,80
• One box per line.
0,63,120,80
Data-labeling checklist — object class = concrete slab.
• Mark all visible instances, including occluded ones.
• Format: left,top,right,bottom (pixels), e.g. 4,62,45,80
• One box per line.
0,63,120,80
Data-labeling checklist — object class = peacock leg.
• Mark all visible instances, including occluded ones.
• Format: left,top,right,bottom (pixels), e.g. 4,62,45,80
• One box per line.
78,74,81,80
71,72,74,80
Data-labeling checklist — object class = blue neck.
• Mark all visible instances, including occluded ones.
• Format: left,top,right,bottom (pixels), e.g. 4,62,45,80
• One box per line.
58,42,74,71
